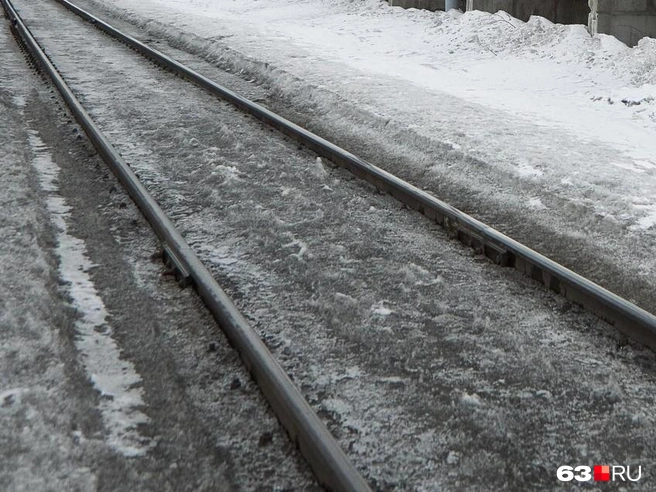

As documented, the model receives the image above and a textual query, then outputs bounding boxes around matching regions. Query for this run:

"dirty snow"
[61,0,656,321]
[29,131,153,458]
[0,24,99,486]
[13,1,656,487]
[2,7,319,488]
[86,0,656,233]
[8,0,656,488]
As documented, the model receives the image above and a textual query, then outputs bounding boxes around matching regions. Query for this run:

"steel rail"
[53,0,656,350]
[0,1,371,490]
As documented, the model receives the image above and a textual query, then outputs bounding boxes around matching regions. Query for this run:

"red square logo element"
[594,465,611,482]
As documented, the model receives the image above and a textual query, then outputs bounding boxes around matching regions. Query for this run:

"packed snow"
[15,0,656,486]
[89,0,656,233]
[28,130,154,458]
[6,0,656,488]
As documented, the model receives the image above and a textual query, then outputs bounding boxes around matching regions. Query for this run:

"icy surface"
[72,0,656,313]
[29,131,153,458]
[1,10,316,489]
[0,19,99,488]
[9,0,656,488]
[88,0,656,229]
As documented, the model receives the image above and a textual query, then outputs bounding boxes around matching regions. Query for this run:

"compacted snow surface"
[2,5,317,490]
[91,0,656,232]
[4,0,656,490]
[29,131,153,458]
[78,0,656,316]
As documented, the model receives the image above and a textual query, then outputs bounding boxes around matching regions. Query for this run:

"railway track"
[4,0,656,489]
[1,0,369,490]
[44,0,656,350]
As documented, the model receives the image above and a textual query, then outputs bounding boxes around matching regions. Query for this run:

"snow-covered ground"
[0,8,317,489]
[73,0,656,316]
[9,0,656,488]
[4,0,656,488]
[88,0,656,232]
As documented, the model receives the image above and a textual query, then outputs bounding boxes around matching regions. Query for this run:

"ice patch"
[12,95,26,108]
[631,207,656,231]
[308,157,328,181]
[378,376,406,385]
[535,389,553,400]
[29,131,153,458]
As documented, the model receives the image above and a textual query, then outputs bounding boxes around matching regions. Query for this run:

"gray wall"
[388,0,442,11]
[469,0,589,24]
[387,0,656,47]
[595,0,656,46]
[388,0,587,23]
[388,0,466,11]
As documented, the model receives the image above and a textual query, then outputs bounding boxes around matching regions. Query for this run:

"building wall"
[388,0,443,11]
[388,0,587,23]
[387,0,656,47]
[594,0,656,46]
[388,0,467,11]
[469,0,589,24]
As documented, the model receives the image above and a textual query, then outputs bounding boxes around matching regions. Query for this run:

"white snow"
[13,2,656,482]
[29,131,154,458]
[284,238,309,260]
[12,95,26,107]
[211,164,243,184]
[308,157,328,180]
[371,300,393,316]
[527,197,547,210]
[445,450,460,465]
[459,392,483,406]
[633,206,656,230]
[91,0,656,233]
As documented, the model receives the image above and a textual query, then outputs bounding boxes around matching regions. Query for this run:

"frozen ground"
[77,0,656,314]
[89,0,656,227]
[8,0,656,489]
[0,10,316,491]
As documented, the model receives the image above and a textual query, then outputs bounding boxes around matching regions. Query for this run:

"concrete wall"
[387,0,656,47]
[387,0,587,23]
[593,0,656,46]
[387,0,466,11]
[469,0,589,24]
[388,0,441,10]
